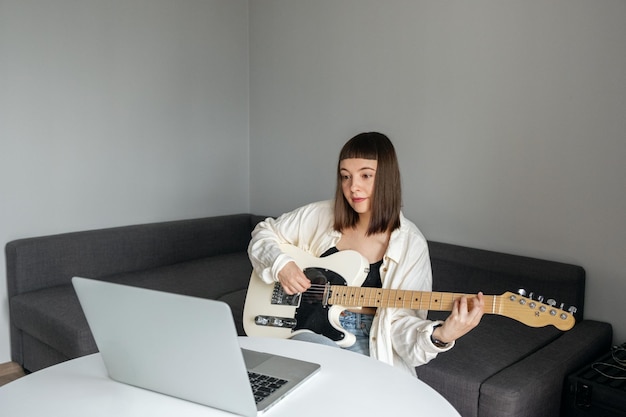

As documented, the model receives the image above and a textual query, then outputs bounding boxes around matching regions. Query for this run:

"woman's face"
[339,158,377,216]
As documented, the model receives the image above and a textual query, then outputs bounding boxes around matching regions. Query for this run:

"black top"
[320,247,383,288]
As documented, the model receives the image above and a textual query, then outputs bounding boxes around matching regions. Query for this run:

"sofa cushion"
[10,252,253,360]
[478,320,612,417]
[102,252,253,299]
[416,314,563,417]
[11,285,98,359]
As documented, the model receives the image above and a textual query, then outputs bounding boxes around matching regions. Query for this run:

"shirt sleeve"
[247,201,336,283]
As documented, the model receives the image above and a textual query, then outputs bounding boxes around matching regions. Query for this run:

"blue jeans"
[339,311,373,356]
[290,311,373,356]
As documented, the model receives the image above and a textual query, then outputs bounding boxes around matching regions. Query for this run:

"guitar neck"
[327,285,496,313]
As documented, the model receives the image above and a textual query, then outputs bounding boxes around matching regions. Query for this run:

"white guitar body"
[243,244,369,347]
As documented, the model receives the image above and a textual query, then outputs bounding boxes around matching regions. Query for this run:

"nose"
[350,177,361,192]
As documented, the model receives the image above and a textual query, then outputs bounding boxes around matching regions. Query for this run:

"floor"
[0,361,26,387]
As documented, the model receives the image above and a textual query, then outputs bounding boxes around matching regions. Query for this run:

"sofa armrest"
[478,320,612,417]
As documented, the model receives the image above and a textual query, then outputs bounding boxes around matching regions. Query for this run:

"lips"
[352,197,366,204]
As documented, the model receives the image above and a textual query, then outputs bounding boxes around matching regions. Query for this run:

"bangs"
[339,133,380,161]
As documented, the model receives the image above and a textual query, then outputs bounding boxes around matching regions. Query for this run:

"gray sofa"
[6,214,612,417]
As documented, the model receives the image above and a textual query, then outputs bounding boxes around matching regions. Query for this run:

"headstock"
[497,290,576,331]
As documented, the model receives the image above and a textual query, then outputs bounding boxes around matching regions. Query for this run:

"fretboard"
[327,285,496,313]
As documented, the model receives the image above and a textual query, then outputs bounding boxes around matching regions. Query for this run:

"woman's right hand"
[277,261,311,295]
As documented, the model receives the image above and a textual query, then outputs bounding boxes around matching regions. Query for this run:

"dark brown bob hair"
[333,132,402,235]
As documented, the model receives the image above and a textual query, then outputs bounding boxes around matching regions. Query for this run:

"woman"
[248,132,484,375]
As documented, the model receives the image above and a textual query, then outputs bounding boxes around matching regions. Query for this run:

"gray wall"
[1,0,624,364]
[0,0,249,362]
[250,0,626,344]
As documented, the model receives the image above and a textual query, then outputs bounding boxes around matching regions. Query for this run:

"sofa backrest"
[427,241,586,320]
[6,214,264,296]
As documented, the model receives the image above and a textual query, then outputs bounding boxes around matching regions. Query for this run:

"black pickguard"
[293,267,347,341]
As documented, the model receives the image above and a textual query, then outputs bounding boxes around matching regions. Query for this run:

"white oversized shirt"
[247,200,453,376]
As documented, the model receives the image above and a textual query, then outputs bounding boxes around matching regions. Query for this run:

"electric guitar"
[243,244,576,347]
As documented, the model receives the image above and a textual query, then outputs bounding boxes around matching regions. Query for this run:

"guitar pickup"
[271,283,301,306]
[254,315,297,329]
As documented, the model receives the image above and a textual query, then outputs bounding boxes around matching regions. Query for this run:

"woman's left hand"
[433,292,485,344]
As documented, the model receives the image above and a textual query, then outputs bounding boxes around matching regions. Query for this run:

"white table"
[0,337,460,416]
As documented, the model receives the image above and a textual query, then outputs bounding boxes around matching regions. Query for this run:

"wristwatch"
[430,324,450,348]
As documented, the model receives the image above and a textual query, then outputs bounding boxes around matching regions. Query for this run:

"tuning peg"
[529,292,534,300]
[537,295,545,303]
[547,299,557,307]
[517,289,527,297]
[568,306,578,315]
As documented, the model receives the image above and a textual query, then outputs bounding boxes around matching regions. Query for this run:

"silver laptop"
[72,277,320,416]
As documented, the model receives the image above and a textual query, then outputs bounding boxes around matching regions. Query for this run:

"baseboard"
[0,361,26,386]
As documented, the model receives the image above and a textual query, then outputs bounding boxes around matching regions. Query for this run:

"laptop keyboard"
[248,371,288,404]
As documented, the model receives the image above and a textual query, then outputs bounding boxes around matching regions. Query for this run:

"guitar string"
[288,284,573,317]
[295,284,470,300]
[296,283,475,297]
[295,285,478,309]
